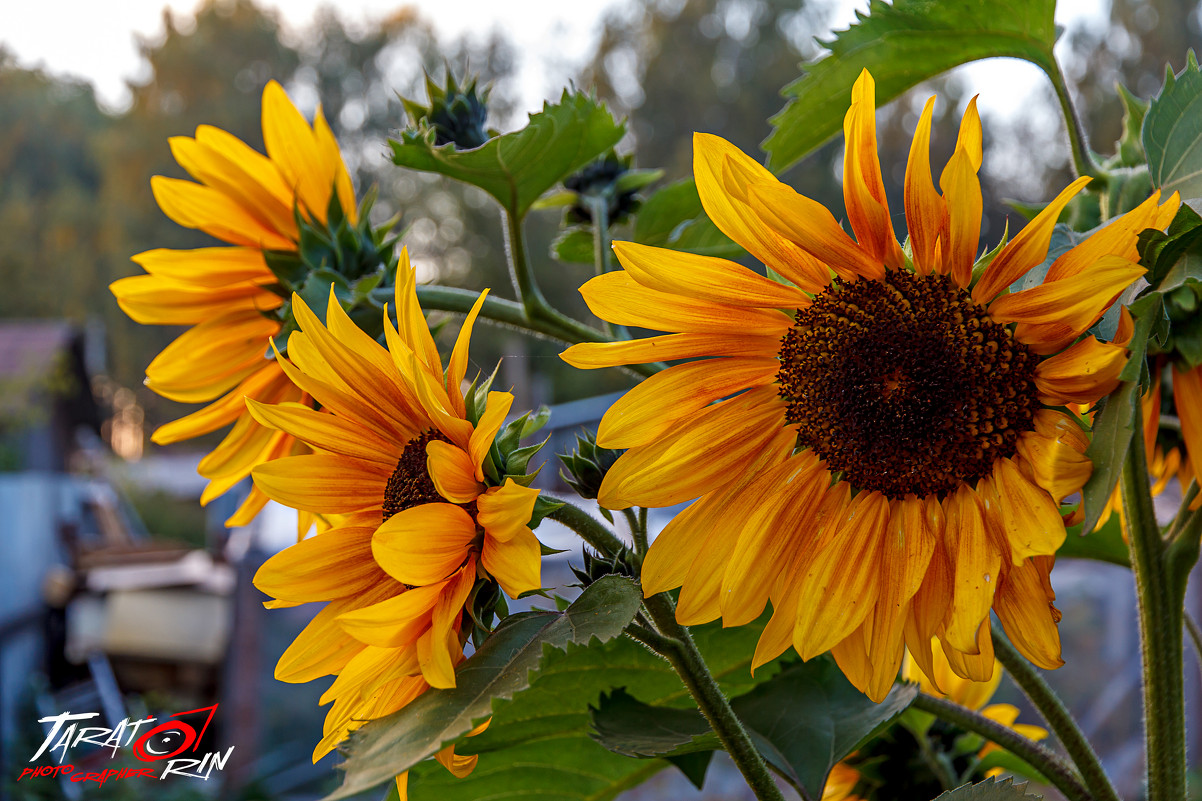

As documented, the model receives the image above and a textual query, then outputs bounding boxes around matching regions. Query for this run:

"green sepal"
[1113,82,1149,168]
[263,249,308,288]
[506,435,551,478]
[969,220,1009,288]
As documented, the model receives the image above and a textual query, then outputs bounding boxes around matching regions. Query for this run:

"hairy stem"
[910,693,1091,801]
[643,593,787,801]
[992,632,1121,801]
[1041,53,1108,187]
[546,501,626,556]
[1121,428,1186,801]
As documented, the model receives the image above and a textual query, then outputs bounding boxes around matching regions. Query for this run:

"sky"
[0,0,1109,119]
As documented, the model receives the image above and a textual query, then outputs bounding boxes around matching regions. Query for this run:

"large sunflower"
[110,79,357,526]
[562,69,1179,701]
[249,251,542,773]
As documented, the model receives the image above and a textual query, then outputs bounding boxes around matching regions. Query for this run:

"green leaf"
[931,776,1043,801]
[764,0,1058,172]
[1143,51,1202,201]
[551,227,596,264]
[402,611,785,801]
[1137,203,1202,290]
[633,178,743,260]
[588,659,917,800]
[664,751,714,790]
[324,576,642,800]
[1113,83,1149,168]
[1080,381,1140,535]
[1119,293,1168,382]
[590,687,719,757]
[728,661,917,797]
[389,90,625,219]
[1057,514,1129,566]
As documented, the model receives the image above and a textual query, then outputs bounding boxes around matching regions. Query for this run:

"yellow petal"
[842,70,904,271]
[151,175,294,250]
[580,270,792,335]
[426,441,483,504]
[562,332,781,369]
[944,484,1001,653]
[152,363,290,444]
[612,240,809,308]
[110,273,283,326]
[469,391,513,481]
[252,453,388,513]
[261,80,331,225]
[336,581,445,649]
[1173,364,1202,491]
[446,288,490,416]
[941,617,996,682]
[972,177,1091,304]
[938,147,982,288]
[274,588,394,682]
[477,479,540,543]
[130,246,272,287]
[418,564,475,688]
[904,96,947,276]
[902,505,952,688]
[254,525,384,603]
[720,451,829,626]
[1045,190,1168,282]
[989,255,1145,353]
[373,503,477,586]
[247,399,398,465]
[692,132,832,291]
[598,386,786,509]
[435,744,479,779]
[793,490,890,660]
[1034,335,1129,405]
[994,555,1064,669]
[393,249,443,375]
[597,357,778,449]
[746,175,884,282]
[642,428,797,597]
[482,524,542,598]
[991,458,1066,564]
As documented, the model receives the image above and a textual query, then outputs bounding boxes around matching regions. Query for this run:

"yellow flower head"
[110,80,357,526]
[249,249,543,763]
[562,69,1180,701]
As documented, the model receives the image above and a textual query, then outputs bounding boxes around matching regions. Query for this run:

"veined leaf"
[589,659,917,800]
[765,0,1058,172]
[390,90,624,219]
[324,576,641,800]
[402,610,784,801]
[1143,51,1202,201]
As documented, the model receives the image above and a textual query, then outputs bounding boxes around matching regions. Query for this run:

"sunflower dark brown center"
[777,269,1039,499]
[382,429,451,521]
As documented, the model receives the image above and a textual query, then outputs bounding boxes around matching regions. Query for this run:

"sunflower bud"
[559,428,621,501]
[570,547,639,588]
[560,151,660,227]
[402,70,492,150]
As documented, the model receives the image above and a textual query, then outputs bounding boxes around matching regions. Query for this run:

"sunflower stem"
[413,285,661,377]
[992,631,1121,801]
[1120,432,1188,801]
[1040,52,1108,187]
[546,501,626,557]
[643,593,787,801]
[587,195,627,341]
[910,693,1091,801]
[502,208,618,345]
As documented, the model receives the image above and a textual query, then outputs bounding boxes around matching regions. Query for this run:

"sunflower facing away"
[110,79,357,526]
[822,643,1047,801]
[562,69,1179,701]
[249,252,543,791]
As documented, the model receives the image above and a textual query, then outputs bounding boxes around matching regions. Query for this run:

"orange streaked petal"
[596,357,778,449]
[1034,335,1128,405]
[562,332,782,369]
[247,399,398,465]
[842,70,904,271]
[254,525,383,603]
[252,453,389,513]
[692,132,832,291]
[938,147,982,288]
[598,386,786,509]
[995,555,1064,670]
[151,175,294,250]
[580,270,792,335]
[612,240,809,308]
[944,484,1001,654]
[1173,364,1202,490]
[904,96,946,276]
[972,177,1091,304]
[337,581,446,649]
[992,457,1067,564]
[130,246,273,287]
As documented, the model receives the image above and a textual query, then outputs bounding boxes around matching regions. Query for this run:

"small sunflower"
[249,251,543,776]
[823,644,1047,801]
[110,79,357,526]
[562,69,1179,701]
